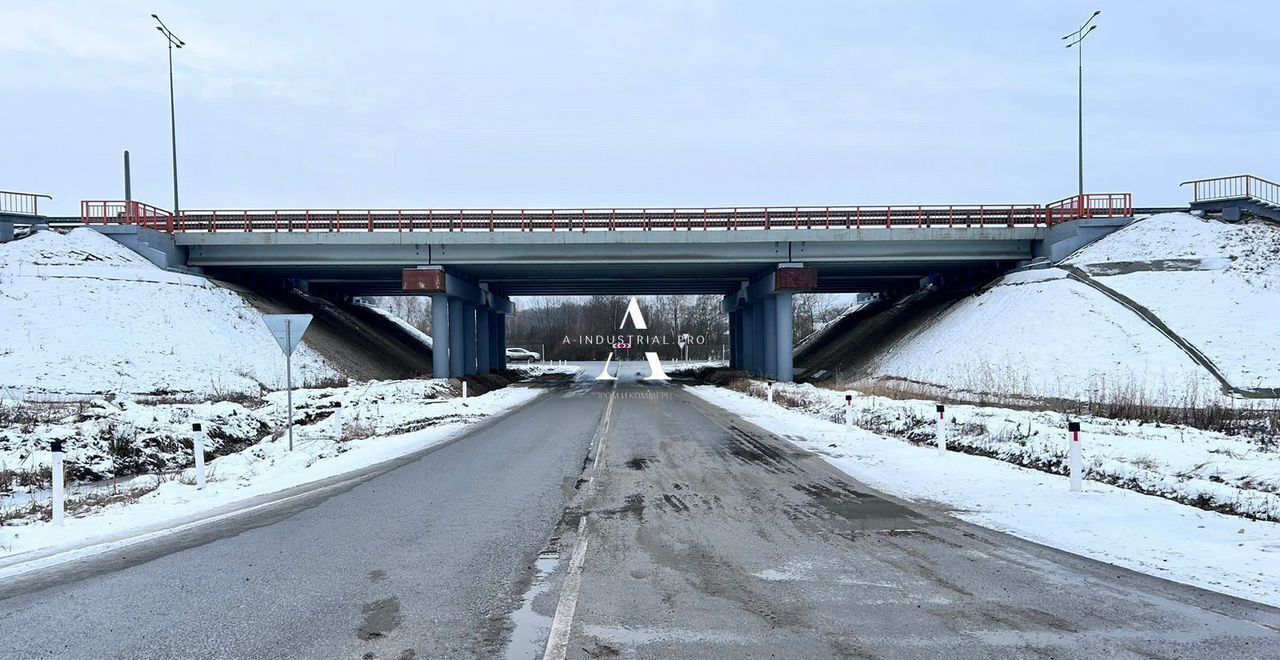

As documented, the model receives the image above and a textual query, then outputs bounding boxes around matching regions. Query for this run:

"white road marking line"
[542,516,590,660]
[541,378,617,658]
[589,379,617,478]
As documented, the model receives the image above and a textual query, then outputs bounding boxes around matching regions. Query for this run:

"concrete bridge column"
[495,313,508,369]
[0,220,13,243]
[431,294,450,379]
[728,309,741,370]
[462,301,478,376]
[753,300,767,377]
[476,307,491,373]
[762,295,778,380]
[740,304,754,374]
[773,292,794,382]
[448,297,466,378]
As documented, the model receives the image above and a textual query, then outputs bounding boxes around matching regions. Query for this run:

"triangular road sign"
[262,314,313,356]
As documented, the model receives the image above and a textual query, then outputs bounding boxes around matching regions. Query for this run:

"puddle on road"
[504,549,563,659]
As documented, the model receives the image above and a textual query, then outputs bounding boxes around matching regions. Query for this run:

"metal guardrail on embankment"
[80,194,1134,233]
[0,190,52,216]
[1182,174,1280,207]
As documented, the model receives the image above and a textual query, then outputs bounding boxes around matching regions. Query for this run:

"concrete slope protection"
[2,368,1276,659]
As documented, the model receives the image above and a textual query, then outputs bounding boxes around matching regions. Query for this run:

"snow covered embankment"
[862,213,1280,406]
[0,228,340,398]
[689,382,1280,607]
[0,371,567,562]
[722,379,1280,521]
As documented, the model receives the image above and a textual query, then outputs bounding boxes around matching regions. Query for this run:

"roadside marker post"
[936,404,946,456]
[191,423,207,490]
[462,380,468,399]
[332,403,344,440]
[262,314,314,452]
[51,440,64,526]
[844,394,853,429]
[766,381,774,405]
[1068,421,1083,492]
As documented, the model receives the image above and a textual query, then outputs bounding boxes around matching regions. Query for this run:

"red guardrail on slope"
[80,194,1133,233]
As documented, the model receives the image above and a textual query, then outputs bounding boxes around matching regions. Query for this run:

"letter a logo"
[596,296,670,381]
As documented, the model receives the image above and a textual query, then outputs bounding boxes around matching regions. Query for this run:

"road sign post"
[844,394,853,429]
[262,314,314,451]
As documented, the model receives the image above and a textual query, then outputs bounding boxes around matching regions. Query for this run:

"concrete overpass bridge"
[70,194,1136,382]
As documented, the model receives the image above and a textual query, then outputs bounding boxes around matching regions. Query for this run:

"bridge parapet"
[81,194,1133,234]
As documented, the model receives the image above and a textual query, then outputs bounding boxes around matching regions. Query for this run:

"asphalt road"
[552,374,1280,658]
[0,377,602,660]
[2,364,1278,660]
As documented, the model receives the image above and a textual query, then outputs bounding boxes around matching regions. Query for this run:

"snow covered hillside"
[861,213,1279,405]
[0,229,340,398]
[1065,213,1280,389]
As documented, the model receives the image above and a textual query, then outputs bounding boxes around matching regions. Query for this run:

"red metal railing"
[1044,193,1133,225]
[80,194,1132,233]
[81,200,175,231]
[1,190,53,216]
[1181,175,1279,207]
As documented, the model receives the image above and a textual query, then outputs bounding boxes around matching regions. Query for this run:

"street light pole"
[152,14,185,215]
[1064,11,1099,201]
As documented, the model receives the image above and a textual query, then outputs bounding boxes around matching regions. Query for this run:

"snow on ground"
[689,383,1280,607]
[1065,213,1280,388]
[0,229,339,398]
[861,213,1280,404]
[865,268,1220,405]
[0,369,572,565]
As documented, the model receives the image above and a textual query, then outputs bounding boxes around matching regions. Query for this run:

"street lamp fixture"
[152,14,185,215]
[1063,11,1100,200]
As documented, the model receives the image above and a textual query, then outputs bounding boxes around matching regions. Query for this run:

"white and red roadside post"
[51,440,64,526]
[1068,421,1083,492]
[462,380,468,400]
[191,423,207,490]
[844,394,853,429]
[332,403,344,440]
[766,381,774,405]
[936,404,946,456]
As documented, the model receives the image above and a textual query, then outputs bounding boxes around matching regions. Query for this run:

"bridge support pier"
[407,267,515,380]
[773,292,794,382]
[753,299,766,377]
[723,265,815,382]
[431,294,450,379]
[728,308,742,370]
[448,298,466,377]
[494,313,508,369]
[462,302,478,376]
[762,295,778,380]
[476,306,491,374]
[0,220,13,243]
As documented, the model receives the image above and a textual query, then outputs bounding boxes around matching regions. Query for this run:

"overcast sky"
[3,1,1277,216]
